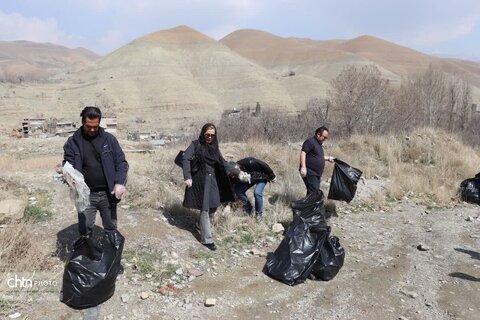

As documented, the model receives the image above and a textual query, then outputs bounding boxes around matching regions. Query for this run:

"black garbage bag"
[61,230,125,309]
[309,233,345,281]
[459,177,480,204]
[266,223,329,286]
[265,190,329,286]
[291,189,328,227]
[328,159,363,203]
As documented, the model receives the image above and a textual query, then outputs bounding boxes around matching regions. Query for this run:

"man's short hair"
[80,106,102,121]
[315,126,328,136]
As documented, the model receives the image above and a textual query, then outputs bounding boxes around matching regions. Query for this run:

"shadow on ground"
[162,203,201,242]
[449,272,480,282]
[448,247,480,282]
[454,248,480,260]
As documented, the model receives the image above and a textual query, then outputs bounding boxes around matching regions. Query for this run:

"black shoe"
[203,243,217,251]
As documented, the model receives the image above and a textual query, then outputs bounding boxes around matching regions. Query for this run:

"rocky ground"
[1,137,479,320]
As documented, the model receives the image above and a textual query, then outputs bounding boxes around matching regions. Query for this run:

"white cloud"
[0,10,85,47]
[0,10,61,43]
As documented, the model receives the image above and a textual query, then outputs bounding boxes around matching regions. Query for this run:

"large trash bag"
[265,190,329,286]
[459,177,480,204]
[328,159,363,203]
[309,233,345,281]
[266,223,329,286]
[61,230,125,309]
[291,189,328,226]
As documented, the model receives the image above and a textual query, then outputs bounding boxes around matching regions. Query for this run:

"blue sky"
[1,0,479,60]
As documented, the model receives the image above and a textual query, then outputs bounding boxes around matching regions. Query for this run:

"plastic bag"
[238,171,251,184]
[328,159,362,203]
[61,230,125,309]
[309,234,345,281]
[63,162,90,212]
[459,177,480,204]
[265,190,328,286]
[266,223,329,286]
[291,189,328,227]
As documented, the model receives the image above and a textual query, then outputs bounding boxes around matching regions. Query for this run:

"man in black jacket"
[233,157,275,218]
[57,106,129,237]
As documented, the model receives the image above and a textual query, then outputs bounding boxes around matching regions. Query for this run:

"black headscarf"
[197,123,221,167]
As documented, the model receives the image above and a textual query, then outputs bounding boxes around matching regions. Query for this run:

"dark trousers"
[302,175,320,196]
[78,191,117,236]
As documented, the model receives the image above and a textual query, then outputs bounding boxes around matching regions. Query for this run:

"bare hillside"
[1,26,479,132]
[220,30,401,83]
[0,26,297,132]
[0,40,99,82]
[221,30,480,91]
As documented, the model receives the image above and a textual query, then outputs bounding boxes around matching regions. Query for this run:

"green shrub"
[23,204,52,222]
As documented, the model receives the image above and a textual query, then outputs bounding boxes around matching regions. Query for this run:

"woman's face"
[204,128,216,144]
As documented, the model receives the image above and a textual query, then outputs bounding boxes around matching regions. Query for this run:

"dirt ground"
[1,138,479,320]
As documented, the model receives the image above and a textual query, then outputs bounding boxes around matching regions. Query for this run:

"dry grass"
[1,127,478,274]
[0,223,53,272]
[330,127,480,205]
[0,155,59,171]
[123,127,480,247]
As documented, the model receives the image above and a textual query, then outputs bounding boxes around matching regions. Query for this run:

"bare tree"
[328,64,391,136]
[457,80,472,130]
[416,65,448,128]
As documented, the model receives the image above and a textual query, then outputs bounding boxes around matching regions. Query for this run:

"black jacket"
[237,157,275,183]
[63,127,129,200]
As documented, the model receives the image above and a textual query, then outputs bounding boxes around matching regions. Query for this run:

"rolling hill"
[0,40,99,81]
[0,26,479,132]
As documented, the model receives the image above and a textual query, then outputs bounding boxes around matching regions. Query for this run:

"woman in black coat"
[182,123,236,250]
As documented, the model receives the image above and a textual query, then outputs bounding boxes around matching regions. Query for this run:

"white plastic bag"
[238,171,251,184]
[63,162,90,212]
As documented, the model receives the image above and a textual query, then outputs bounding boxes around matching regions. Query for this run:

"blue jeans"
[235,180,266,216]
[302,175,320,196]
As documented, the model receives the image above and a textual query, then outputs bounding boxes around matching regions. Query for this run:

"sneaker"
[203,243,217,251]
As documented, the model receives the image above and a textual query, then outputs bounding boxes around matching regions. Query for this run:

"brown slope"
[220,29,400,84]
[221,30,480,94]
[332,35,480,90]
[432,58,480,89]
[328,35,434,74]
[135,25,216,44]
[220,29,351,65]
[0,40,99,81]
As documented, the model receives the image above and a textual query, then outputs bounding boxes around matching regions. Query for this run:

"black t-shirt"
[301,136,325,177]
[81,133,107,191]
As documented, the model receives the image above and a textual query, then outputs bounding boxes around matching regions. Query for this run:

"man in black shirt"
[58,106,129,237]
[299,126,334,195]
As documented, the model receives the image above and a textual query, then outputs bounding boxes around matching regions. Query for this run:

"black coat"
[182,140,236,210]
[237,157,275,183]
